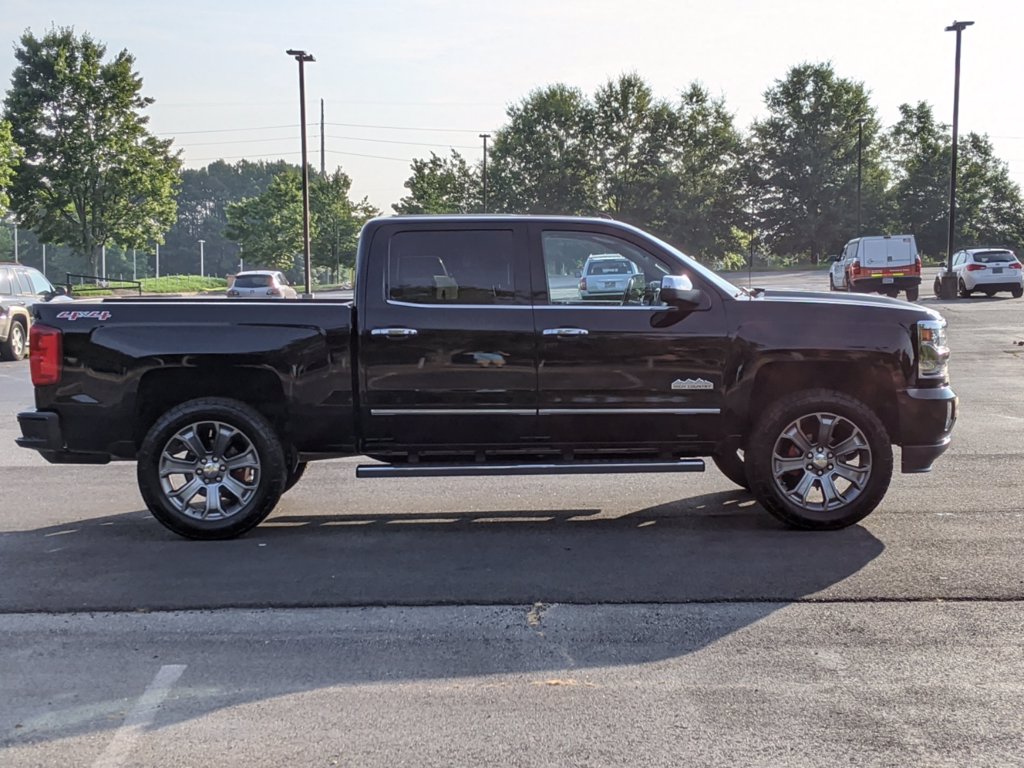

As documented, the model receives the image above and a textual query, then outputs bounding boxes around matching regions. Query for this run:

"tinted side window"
[388,229,516,305]
[14,269,34,295]
[0,268,12,296]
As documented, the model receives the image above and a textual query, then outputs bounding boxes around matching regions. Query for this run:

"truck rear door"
[357,222,537,455]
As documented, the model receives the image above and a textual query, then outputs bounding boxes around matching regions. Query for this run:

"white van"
[831,235,921,301]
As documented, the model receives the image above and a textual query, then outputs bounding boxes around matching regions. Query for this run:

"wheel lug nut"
[828,464,833,470]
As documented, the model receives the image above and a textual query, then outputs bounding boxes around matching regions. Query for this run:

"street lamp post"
[198,239,205,277]
[286,48,316,298]
[856,118,864,235]
[938,20,974,300]
[479,133,490,213]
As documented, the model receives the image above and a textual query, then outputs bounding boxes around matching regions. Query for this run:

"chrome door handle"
[371,327,419,338]
[543,328,589,336]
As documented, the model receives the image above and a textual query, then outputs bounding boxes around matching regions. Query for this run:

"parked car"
[17,215,956,539]
[933,248,1024,298]
[579,254,643,300]
[833,235,922,300]
[0,263,70,361]
[227,271,298,299]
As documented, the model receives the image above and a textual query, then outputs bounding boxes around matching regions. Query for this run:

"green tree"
[488,84,600,214]
[225,170,304,271]
[3,27,181,270]
[885,101,1024,257]
[393,150,480,214]
[312,169,379,269]
[751,62,887,262]
[0,119,19,212]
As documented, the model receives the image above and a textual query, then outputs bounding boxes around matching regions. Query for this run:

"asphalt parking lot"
[1,269,1022,767]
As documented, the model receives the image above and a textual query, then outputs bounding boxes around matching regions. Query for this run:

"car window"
[0,268,12,296]
[25,269,54,295]
[972,251,1014,264]
[387,229,517,305]
[542,231,671,306]
[13,269,35,295]
[234,275,274,288]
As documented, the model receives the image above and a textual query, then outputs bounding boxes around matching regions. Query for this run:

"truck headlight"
[917,319,949,379]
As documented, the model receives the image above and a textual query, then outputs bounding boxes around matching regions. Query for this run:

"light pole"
[286,48,316,298]
[938,20,974,300]
[155,243,160,278]
[198,239,205,277]
[479,133,490,213]
[856,118,864,235]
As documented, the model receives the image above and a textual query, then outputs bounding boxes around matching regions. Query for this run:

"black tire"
[933,276,942,297]
[828,275,836,292]
[746,389,893,530]
[905,286,919,302]
[285,459,307,492]
[983,290,996,298]
[958,279,972,298]
[1013,286,1023,299]
[1,319,27,361]
[137,398,287,540]
[712,443,749,490]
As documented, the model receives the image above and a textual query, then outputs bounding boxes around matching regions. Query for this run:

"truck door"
[531,224,729,452]
[358,223,537,454]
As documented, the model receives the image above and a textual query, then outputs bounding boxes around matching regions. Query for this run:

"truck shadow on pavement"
[1,489,884,749]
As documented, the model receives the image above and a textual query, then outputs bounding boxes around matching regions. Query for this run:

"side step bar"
[356,459,705,479]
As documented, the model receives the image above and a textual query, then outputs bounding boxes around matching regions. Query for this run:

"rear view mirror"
[660,275,703,308]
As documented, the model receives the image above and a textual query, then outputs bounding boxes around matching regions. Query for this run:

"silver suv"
[0,264,68,360]
[578,253,642,300]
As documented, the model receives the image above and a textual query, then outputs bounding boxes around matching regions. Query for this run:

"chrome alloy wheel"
[770,411,871,513]
[158,421,261,520]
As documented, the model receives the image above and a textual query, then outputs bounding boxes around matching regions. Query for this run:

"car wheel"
[712,440,749,490]
[829,275,836,291]
[905,286,919,302]
[137,398,287,539]
[1,320,27,361]
[1013,286,1023,299]
[746,389,893,530]
[958,279,972,298]
[933,276,942,297]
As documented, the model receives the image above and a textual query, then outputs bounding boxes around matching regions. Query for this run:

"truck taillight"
[965,263,987,271]
[30,324,62,386]
[914,256,922,273]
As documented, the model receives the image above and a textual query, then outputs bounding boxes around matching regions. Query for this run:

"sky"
[0,0,1021,213]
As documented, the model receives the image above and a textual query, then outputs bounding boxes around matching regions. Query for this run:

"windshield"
[234,275,274,288]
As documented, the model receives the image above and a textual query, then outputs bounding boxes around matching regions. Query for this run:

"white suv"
[578,254,642,300]
[937,248,1024,298]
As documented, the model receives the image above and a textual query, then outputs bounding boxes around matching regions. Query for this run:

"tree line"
[1,27,1022,283]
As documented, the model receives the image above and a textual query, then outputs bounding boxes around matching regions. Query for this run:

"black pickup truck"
[17,216,956,539]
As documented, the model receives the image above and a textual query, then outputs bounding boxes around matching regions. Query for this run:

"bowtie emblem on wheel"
[671,378,714,391]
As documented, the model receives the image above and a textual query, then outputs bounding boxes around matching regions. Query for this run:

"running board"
[356,459,705,479]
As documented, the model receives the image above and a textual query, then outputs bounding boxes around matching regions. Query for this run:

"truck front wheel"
[137,398,287,539]
[746,389,893,530]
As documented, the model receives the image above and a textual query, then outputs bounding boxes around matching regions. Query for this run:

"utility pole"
[101,245,106,279]
[320,98,326,177]
[42,244,46,277]
[286,49,316,298]
[857,119,864,235]
[155,243,160,279]
[939,20,975,300]
[479,133,490,213]
[132,247,137,281]
[13,223,17,263]
[198,239,205,277]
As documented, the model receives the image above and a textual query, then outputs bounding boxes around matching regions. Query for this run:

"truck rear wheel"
[137,398,287,540]
[905,286,919,302]
[746,389,892,530]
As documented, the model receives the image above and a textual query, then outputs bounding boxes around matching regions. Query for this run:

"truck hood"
[748,288,944,322]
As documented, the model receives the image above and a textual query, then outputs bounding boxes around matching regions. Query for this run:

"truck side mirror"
[660,275,703,309]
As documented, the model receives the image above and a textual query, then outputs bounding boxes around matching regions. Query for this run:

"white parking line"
[92,664,186,768]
